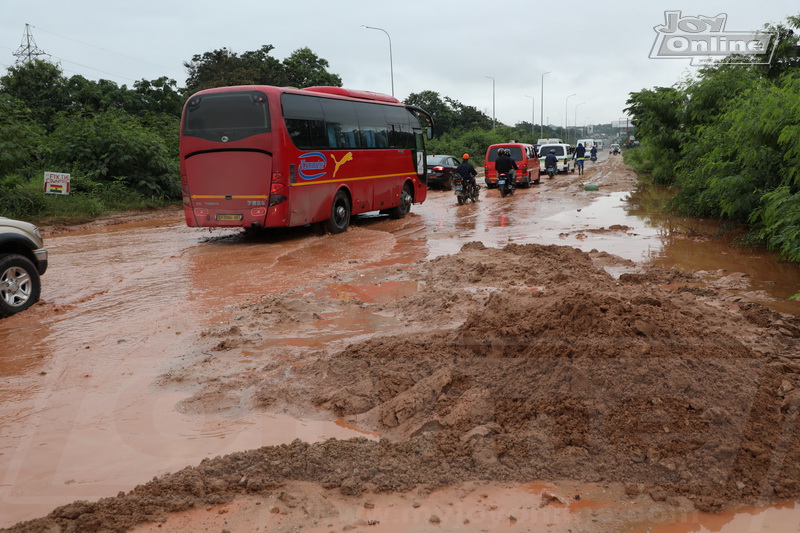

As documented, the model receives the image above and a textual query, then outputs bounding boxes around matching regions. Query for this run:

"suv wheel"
[0,254,41,317]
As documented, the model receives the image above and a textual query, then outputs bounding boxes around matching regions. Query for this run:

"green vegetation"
[0,45,341,224]
[625,14,800,263]
[404,90,563,165]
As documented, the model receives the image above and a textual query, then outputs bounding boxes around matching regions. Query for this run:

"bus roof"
[304,86,400,103]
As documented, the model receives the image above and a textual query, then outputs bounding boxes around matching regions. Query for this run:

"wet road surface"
[1,154,798,528]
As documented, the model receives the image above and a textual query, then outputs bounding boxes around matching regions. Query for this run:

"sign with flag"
[44,172,70,195]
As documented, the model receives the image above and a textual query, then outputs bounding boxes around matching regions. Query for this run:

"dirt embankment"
[7,237,800,533]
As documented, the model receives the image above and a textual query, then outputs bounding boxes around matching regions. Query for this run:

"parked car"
[0,217,48,317]
[484,143,541,188]
[426,154,461,189]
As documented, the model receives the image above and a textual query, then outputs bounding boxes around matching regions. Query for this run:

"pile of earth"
[7,242,800,533]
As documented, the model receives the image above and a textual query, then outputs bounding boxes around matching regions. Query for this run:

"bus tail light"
[251,207,267,216]
[270,183,286,194]
[194,208,209,216]
[269,195,287,206]
[272,171,285,182]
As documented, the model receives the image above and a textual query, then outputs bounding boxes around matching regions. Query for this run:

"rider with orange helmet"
[456,153,478,182]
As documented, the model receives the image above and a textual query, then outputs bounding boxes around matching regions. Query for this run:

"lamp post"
[574,102,585,143]
[524,95,535,137]
[618,116,630,141]
[540,71,551,139]
[361,25,394,97]
[486,76,495,128]
[564,93,576,142]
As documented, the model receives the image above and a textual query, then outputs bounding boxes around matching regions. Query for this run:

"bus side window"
[321,99,360,149]
[281,93,328,149]
[385,106,413,149]
[355,102,390,150]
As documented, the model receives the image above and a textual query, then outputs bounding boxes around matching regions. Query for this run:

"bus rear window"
[184,91,270,141]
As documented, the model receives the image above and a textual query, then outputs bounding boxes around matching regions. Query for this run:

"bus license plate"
[215,214,243,221]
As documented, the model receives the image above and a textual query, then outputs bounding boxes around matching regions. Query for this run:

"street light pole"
[361,25,394,97]
[525,95,535,137]
[574,102,585,142]
[565,93,576,142]
[540,71,551,139]
[486,76,495,128]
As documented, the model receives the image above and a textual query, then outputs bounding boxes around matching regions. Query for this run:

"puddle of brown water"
[320,280,419,303]
[1,219,394,527]
[129,480,626,533]
[3,170,799,530]
[630,500,800,533]
[418,187,799,314]
[622,185,800,313]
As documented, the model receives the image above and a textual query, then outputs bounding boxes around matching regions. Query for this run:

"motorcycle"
[454,174,480,205]
[612,147,620,155]
[590,153,597,162]
[498,172,515,198]
[546,165,557,179]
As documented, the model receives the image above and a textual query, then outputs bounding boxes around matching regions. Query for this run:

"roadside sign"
[44,172,70,195]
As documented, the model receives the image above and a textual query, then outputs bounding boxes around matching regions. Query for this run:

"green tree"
[405,91,455,136]
[282,47,342,88]
[43,109,178,199]
[624,86,685,185]
[184,45,287,94]
[133,77,184,117]
[0,98,44,178]
[444,97,492,131]
[0,59,70,129]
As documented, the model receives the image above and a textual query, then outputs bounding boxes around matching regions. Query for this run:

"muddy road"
[3,154,800,533]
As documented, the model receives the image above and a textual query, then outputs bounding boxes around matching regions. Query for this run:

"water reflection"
[624,185,800,314]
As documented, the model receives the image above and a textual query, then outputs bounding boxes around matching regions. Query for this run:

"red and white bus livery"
[179,85,433,233]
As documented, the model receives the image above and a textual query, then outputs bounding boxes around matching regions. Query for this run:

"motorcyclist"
[494,148,518,185]
[456,153,478,183]
[544,148,559,176]
[573,143,586,176]
[590,145,598,161]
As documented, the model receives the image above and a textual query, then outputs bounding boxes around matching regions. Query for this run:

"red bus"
[179,85,433,233]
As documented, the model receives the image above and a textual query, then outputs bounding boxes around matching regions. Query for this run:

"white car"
[0,217,48,317]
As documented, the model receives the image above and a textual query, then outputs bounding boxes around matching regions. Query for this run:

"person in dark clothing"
[494,148,518,182]
[544,149,559,176]
[590,145,598,161]
[456,153,478,182]
[573,143,586,175]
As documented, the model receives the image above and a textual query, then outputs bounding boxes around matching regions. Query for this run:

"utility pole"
[486,76,496,128]
[14,24,46,63]
[540,71,551,139]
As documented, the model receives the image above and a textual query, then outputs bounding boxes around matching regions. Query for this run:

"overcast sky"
[1,1,796,128]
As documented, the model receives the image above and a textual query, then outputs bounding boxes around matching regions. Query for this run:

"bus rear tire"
[388,183,413,219]
[324,190,351,234]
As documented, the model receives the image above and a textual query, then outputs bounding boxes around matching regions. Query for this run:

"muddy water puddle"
[133,480,794,533]
[422,186,799,313]
[0,218,394,526]
[2,160,799,529]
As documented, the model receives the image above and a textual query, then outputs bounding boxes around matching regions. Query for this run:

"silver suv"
[0,217,48,317]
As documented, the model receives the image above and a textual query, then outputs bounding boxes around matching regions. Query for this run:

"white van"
[538,143,574,174]
[576,139,596,152]
[537,137,564,145]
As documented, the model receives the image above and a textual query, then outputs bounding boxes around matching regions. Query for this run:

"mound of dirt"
[7,242,800,532]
